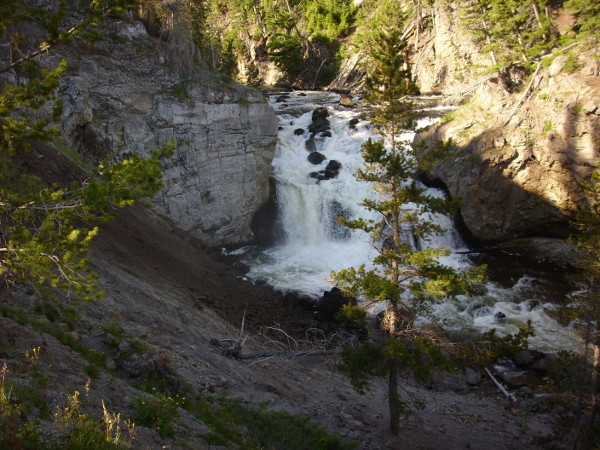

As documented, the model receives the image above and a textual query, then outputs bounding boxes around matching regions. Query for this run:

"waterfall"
[234,91,581,353]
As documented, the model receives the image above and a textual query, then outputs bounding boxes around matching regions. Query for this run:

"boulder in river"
[294,128,305,136]
[314,287,357,322]
[308,152,326,165]
[326,160,342,171]
[309,116,330,135]
[305,138,317,152]
[312,107,329,121]
[339,94,354,107]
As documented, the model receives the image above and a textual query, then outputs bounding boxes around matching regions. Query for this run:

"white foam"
[236,92,582,353]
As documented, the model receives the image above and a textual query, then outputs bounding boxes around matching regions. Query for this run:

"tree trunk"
[482,19,497,66]
[388,358,400,436]
[414,0,421,53]
[531,1,543,29]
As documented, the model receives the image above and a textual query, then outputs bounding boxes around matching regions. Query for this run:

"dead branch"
[485,367,517,402]
[235,348,342,360]
[213,320,359,362]
[502,61,542,127]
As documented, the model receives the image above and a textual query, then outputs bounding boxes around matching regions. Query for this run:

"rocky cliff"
[57,19,278,246]
[409,3,600,244]
[420,45,599,243]
[330,2,598,245]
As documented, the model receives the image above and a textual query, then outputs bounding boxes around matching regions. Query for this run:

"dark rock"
[326,160,342,171]
[349,118,359,127]
[309,172,320,179]
[465,368,482,386]
[312,107,330,121]
[294,128,305,136]
[307,152,326,165]
[298,92,307,97]
[278,126,283,131]
[512,349,546,368]
[324,169,339,179]
[118,352,153,378]
[233,261,250,275]
[314,287,357,322]
[494,311,506,320]
[118,340,132,354]
[305,138,317,152]
[519,386,533,398]
[276,95,289,103]
[527,300,540,310]
[308,116,330,134]
[102,333,116,344]
[251,177,283,246]
[530,356,551,373]
[432,372,469,392]
[497,370,542,389]
[321,131,332,138]
[315,169,340,181]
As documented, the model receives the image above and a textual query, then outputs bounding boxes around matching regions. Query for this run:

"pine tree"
[0,0,173,301]
[331,24,485,436]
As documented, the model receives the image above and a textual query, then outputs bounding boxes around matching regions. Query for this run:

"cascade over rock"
[329,1,598,246]
[58,20,278,246]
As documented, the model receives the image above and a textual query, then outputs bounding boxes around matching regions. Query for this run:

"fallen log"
[230,348,342,360]
[485,368,517,402]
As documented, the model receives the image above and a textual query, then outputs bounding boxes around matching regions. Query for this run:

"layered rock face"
[412,2,491,96]
[420,45,599,243]
[58,21,278,246]
[407,3,599,243]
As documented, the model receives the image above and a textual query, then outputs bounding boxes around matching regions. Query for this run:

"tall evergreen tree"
[331,24,485,436]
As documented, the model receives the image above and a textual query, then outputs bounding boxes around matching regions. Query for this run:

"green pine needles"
[0,0,174,301]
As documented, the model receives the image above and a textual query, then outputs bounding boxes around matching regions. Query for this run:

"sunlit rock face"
[419,48,600,243]
[58,21,278,246]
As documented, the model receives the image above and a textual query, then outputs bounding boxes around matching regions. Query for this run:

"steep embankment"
[1,144,568,449]
[55,17,278,246]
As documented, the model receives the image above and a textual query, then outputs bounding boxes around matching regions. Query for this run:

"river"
[232,91,581,353]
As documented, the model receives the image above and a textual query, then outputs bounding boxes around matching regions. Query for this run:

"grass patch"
[102,320,150,355]
[0,304,107,369]
[170,81,190,100]
[563,51,580,73]
[11,384,52,419]
[185,396,355,449]
[55,390,132,449]
[132,390,183,438]
[52,138,93,171]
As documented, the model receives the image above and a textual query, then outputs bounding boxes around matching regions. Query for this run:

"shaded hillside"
[0,143,575,449]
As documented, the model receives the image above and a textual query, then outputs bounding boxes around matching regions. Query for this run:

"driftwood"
[502,61,542,127]
[485,368,517,402]
[213,312,358,362]
[233,348,342,360]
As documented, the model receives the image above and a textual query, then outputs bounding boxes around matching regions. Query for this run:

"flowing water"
[233,91,581,353]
